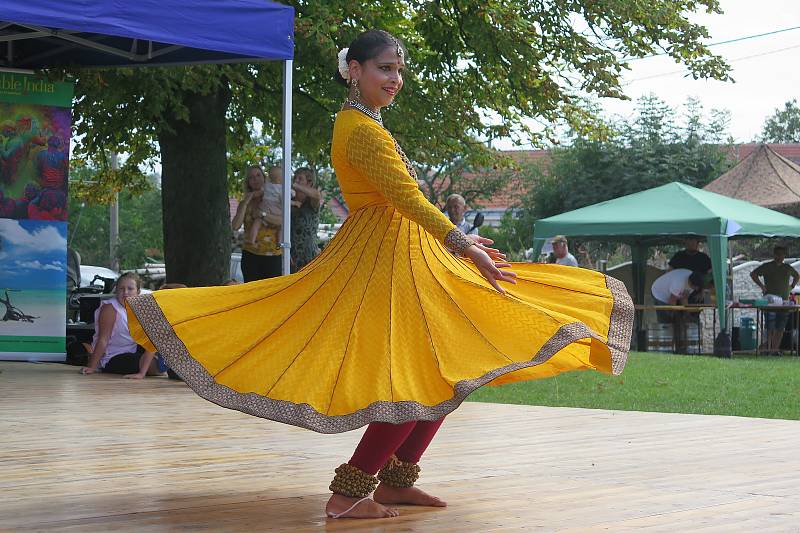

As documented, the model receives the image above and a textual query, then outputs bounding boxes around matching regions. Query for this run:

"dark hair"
[334,30,407,87]
[688,271,706,289]
[774,245,788,254]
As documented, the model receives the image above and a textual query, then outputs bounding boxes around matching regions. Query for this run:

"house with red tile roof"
[451,150,548,227]
[729,143,800,165]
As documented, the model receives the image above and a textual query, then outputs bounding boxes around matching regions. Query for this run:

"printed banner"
[1,74,73,222]
[0,73,72,361]
[0,219,68,360]
[0,73,73,107]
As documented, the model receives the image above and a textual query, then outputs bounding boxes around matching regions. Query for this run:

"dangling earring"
[352,79,361,100]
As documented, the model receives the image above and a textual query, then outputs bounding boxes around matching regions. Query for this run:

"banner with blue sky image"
[0,73,72,361]
[0,219,68,360]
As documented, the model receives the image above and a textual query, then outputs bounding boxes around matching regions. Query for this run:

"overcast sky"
[496,0,800,149]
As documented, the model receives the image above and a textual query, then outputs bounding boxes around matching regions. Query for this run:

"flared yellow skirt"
[127,205,633,433]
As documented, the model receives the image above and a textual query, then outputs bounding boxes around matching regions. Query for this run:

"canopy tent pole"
[631,243,648,351]
[707,234,731,357]
[280,59,293,275]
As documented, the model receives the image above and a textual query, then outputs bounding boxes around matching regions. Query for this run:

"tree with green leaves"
[68,188,164,271]
[493,96,735,257]
[530,96,734,220]
[761,99,800,143]
[67,1,731,285]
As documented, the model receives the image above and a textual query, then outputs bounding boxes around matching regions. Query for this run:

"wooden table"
[634,304,717,313]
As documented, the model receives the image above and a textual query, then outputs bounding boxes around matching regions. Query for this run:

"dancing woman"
[127,30,633,520]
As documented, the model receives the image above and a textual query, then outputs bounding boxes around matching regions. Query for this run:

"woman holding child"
[231,165,283,281]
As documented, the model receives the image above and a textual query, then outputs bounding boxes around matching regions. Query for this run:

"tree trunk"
[158,86,232,286]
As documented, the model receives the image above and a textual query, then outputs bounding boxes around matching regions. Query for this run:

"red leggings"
[348,418,445,475]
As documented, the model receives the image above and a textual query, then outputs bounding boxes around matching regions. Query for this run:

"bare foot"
[123,373,146,379]
[325,494,399,519]
[373,483,447,507]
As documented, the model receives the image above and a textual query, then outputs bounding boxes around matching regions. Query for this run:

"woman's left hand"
[462,238,517,295]
[467,235,507,263]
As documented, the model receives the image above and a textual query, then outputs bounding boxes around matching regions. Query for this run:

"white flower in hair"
[337,48,350,81]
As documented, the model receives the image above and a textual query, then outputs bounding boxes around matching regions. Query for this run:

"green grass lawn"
[467,352,800,420]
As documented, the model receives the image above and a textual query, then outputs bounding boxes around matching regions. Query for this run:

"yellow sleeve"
[346,122,456,242]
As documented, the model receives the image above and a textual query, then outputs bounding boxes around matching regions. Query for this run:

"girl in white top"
[80,272,159,379]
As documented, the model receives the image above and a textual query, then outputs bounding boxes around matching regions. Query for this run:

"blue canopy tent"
[1,0,297,273]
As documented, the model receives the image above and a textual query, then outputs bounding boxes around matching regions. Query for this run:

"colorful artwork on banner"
[0,73,73,361]
[0,102,70,221]
[0,218,68,360]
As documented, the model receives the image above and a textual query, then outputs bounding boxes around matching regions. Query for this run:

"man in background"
[669,237,712,274]
[668,238,712,303]
[551,235,578,267]
[751,245,799,355]
[445,194,479,236]
[651,269,708,353]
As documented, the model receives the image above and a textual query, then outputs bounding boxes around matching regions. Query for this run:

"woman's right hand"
[80,367,97,375]
[463,245,517,295]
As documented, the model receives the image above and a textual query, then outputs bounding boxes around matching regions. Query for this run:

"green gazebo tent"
[531,182,800,356]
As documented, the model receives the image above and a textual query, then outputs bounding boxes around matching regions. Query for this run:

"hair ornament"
[337,48,350,81]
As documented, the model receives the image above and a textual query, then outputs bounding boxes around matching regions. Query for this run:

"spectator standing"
[669,238,712,273]
[290,167,322,272]
[231,165,283,281]
[444,194,478,235]
[750,246,800,355]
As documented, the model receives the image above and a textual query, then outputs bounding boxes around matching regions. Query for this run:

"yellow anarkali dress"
[127,109,634,434]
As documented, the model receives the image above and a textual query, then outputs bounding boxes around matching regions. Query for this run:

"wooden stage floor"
[2,361,799,532]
